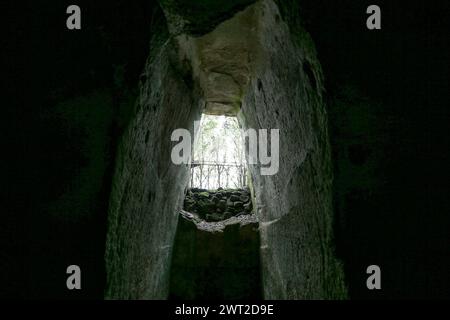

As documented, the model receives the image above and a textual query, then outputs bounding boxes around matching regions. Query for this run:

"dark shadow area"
[169,187,261,300]
[293,0,450,298]
[169,216,262,300]
[8,0,449,299]
[21,0,160,299]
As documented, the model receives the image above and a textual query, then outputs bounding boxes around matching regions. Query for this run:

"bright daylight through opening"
[191,114,246,189]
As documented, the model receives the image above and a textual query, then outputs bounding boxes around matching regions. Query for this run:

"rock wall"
[105,0,346,299]
[238,0,346,299]
[23,0,450,300]
[104,39,203,299]
[296,1,450,298]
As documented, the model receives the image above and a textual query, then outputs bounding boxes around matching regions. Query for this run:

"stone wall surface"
[23,0,450,300]
[104,40,203,299]
[238,0,347,299]
[105,0,346,299]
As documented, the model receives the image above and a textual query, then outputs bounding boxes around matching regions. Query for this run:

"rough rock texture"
[105,0,346,300]
[169,214,261,300]
[183,187,253,221]
[160,0,256,36]
[104,39,203,299]
[237,0,347,299]
[180,209,258,233]
[164,0,346,299]
[173,3,261,116]
[23,0,450,300]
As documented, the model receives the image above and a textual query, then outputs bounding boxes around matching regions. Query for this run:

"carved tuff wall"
[105,0,346,299]
[238,0,346,299]
[25,0,450,300]
[104,41,203,299]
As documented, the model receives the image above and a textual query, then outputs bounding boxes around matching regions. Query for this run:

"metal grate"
[190,161,247,189]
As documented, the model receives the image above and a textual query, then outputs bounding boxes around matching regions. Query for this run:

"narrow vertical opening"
[191,114,247,190]
[169,113,262,300]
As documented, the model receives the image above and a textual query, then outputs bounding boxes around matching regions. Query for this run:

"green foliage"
[194,115,242,164]
[198,191,210,198]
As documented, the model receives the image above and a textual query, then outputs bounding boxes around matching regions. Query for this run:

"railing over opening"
[190,161,247,189]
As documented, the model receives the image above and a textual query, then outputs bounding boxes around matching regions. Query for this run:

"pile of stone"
[183,187,253,222]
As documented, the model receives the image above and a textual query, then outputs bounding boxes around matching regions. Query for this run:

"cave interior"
[13,0,450,299]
